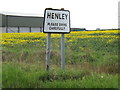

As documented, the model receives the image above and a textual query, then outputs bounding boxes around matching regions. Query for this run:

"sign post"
[61,34,65,70]
[46,33,51,72]
[43,8,70,71]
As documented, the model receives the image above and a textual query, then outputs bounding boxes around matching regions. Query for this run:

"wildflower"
[101,76,104,78]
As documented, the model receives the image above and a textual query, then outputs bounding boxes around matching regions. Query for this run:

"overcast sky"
[0,0,119,30]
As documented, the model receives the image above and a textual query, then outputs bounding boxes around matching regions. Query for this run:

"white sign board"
[43,9,70,33]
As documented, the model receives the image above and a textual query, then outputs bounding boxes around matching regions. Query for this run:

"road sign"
[43,8,70,33]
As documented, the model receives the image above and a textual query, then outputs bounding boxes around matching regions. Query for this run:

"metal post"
[18,26,20,33]
[6,27,8,33]
[61,34,65,70]
[46,33,51,72]
[61,8,65,70]
[29,27,31,32]
[40,27,41,32]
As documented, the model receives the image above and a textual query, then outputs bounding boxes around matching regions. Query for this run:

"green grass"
[2,62,118,88]
[2,37,118,65]
[0,62,2,88]
[2,31,119,88]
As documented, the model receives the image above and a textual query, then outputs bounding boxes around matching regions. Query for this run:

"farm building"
[118,1,120,29]
[0,13,44,33]
[71,28,86,31]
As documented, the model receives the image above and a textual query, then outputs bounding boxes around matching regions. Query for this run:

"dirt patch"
[95,63,119,74]
[66,63,118,75]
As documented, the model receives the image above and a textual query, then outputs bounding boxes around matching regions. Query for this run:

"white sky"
[0,0,119,30]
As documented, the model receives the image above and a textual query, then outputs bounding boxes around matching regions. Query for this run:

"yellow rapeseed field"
[0,30,119,46]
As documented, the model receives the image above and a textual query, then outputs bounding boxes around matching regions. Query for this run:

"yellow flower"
[1,30,119,46]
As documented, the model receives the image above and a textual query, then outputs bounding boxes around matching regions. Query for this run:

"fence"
[1,27,43,33]
[1,27,88,33]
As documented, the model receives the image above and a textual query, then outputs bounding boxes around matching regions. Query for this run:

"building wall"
[6,27,43,33]
[0,14,7,33]
[0,14,7,27]
[0,14,44,27]
[0,14,44,33]
[7,15,44,27]
[0,14,2,27]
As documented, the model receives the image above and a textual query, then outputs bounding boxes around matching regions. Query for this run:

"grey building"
[0,14,44,33]
[118,1,120,29]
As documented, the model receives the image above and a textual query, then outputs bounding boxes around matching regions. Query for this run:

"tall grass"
[2,62,118,88]
[1,30,119,88]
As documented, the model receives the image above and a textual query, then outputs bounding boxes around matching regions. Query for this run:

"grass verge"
[2,62,118,88]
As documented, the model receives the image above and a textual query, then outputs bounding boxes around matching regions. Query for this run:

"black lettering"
[49,27,51,30]
[52,13,54,19]
[47,13,68,20]
[62,14,65,19]
[47,23,50,26]
[50,23,58,26]
[49,26,65,30]
[59,23,67,26]
[55,13,59,19]
[59,14,61,19]
[47,13,51,18]
[65,14,68,19]
[51,23,53,26]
